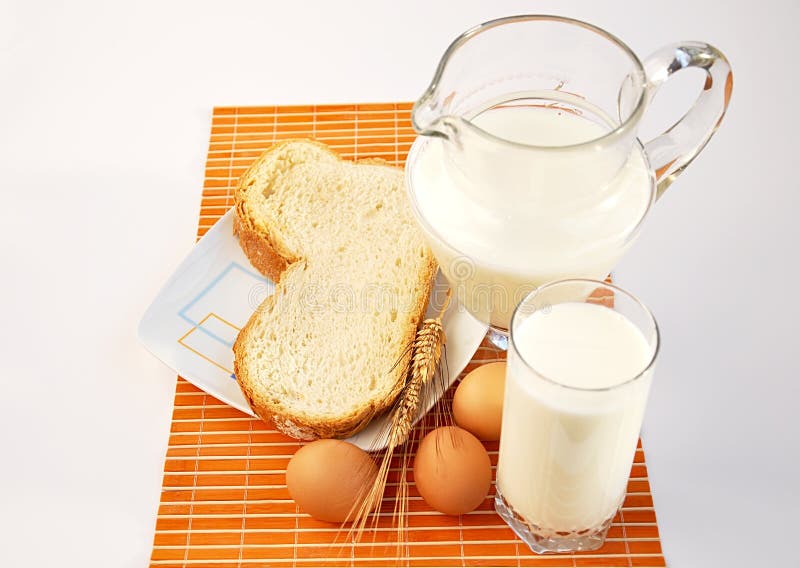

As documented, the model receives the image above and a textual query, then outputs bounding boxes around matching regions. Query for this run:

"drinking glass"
[494,279,659,553]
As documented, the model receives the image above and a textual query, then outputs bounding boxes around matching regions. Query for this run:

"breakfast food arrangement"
[231,138,497,525]
[141,13,732,565]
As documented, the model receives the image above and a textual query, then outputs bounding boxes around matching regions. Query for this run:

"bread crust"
[232,212,289,283]
[232,139,438,440]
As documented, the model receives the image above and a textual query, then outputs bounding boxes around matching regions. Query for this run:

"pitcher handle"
[641,42,733,200]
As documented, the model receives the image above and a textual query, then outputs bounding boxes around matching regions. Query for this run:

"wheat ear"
[346,289,451,544]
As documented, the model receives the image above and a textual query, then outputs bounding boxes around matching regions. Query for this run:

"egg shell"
[413,426,492,516]
[285,439,378,523]
[453,361,506,441]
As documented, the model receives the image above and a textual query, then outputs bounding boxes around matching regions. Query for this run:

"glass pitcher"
[405,15,732,346]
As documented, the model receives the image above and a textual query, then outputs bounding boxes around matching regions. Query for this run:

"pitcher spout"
[411,90,453,139]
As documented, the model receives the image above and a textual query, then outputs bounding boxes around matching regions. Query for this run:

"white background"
[1,1,798,566]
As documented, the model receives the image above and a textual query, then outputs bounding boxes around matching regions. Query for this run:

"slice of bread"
[233,140,437,440]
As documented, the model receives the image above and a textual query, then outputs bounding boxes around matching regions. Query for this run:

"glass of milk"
[494,279,659,553]
[406,15,731,347]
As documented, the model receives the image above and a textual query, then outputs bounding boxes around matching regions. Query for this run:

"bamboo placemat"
[150,103,665,567]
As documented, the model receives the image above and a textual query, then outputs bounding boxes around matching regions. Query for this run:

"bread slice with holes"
[232,139,437,440]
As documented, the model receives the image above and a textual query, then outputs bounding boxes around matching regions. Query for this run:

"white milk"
[497,301,654,534]
[409,105,653,329]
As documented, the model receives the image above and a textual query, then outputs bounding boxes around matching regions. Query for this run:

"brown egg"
[413,426,492,516]
[453,362,506,441]
[286,439,378,523]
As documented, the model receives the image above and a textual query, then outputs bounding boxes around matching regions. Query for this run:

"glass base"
[494,488,612,554]
[486,327,509,350]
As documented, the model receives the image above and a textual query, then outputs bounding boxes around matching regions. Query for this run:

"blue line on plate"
[177,261,270,347]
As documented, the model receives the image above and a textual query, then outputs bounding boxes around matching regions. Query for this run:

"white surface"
[0,0,797,566]
[137,209,486,449]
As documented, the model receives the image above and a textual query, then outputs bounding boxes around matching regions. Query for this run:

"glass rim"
[412,14,649,151]
[509,278,660,393]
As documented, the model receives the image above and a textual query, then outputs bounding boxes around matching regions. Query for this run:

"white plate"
[138,209,487,450]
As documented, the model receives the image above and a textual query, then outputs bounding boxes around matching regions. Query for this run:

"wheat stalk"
[388,319,444,448]
[345,289,451,547]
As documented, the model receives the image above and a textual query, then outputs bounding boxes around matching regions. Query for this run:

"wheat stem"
[346,289,451,546]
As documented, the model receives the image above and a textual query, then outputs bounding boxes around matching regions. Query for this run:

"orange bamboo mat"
[151,103,665,567]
